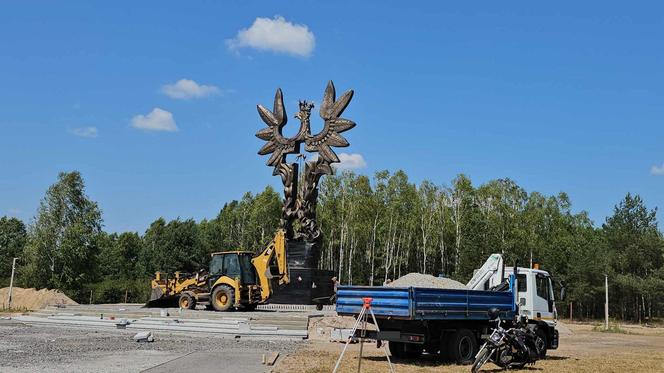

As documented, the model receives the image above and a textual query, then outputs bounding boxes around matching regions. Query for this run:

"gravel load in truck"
[386,273,468,289]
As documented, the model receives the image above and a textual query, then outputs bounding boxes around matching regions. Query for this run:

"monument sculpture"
[255,81,355,303]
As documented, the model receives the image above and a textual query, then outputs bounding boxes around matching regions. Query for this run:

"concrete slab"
[142,350,269,373]
[1,350,175,373]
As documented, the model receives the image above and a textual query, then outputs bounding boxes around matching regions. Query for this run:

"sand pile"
[0,287,77,310]
[387,273,467,289]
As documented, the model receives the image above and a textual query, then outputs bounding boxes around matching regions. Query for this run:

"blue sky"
[1,2,662,233]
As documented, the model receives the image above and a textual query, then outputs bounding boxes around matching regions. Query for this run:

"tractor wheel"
[211,285,235,312]
[178,293,196,310]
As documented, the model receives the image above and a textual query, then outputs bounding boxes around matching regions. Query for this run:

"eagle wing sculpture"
[256,81,355,169]
[255,81,356,242]
[305,81,356,165]
[255,88,305,167]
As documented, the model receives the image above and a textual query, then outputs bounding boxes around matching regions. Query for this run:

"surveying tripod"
[332,297,395,373]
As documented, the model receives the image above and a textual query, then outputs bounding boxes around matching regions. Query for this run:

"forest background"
[1,170,663,322]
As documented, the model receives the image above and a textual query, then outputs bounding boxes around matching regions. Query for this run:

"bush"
[73,278,151,304]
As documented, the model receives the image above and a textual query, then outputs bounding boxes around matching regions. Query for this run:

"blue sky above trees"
[0,1,662,233]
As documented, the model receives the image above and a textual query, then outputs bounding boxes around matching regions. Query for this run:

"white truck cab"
[467,254,560,354]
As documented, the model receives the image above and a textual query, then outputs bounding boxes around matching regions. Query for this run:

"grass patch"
[593,323,628,334]
[0,306,29,314]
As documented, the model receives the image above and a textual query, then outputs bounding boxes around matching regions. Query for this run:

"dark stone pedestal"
[268,240,335,305]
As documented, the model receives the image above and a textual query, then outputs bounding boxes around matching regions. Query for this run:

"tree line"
[1,170,663,322]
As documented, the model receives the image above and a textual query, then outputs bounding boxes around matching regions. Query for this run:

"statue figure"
[255,81,355,242]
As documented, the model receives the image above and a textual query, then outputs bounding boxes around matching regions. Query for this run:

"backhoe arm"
[252,229,290,301]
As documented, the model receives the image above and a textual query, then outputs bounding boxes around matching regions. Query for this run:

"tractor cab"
[208,251,258,286]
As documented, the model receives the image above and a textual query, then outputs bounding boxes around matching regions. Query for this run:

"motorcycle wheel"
[471,345,492,373]
[496,348,523,369]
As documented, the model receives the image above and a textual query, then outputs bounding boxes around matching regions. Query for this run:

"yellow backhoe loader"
[147,230,290,311]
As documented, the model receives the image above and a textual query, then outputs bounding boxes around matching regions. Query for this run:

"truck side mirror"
[560,287,566,301]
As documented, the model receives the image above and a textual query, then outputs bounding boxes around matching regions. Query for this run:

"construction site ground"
[2,304,663,373]
[277,322,664,373]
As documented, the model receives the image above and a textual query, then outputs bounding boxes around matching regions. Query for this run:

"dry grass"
[276,323,664,373]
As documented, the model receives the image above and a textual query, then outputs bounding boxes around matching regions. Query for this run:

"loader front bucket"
[149,286,164,303]
[144,286,176,308]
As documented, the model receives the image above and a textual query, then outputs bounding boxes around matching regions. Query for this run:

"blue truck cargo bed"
[336,285,516,321]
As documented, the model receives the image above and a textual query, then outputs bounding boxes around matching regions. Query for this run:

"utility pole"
[605,274,609,331]
[529,250,533,269]
[7,257,18,310]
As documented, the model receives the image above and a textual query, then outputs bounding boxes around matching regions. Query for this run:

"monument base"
[267,239,334,305]
[269,268,335,305]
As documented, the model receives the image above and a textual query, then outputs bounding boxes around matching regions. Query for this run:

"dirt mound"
[308,315,374,341]
[0,287,77,310]
[386,273,467,289]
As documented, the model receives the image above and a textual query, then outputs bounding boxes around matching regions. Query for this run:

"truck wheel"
[211,285,234,312]
[535,328,548,358]
[447,329,478,365]
[178,293,196,310]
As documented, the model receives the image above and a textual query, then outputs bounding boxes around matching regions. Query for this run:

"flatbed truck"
[335,254,560,364]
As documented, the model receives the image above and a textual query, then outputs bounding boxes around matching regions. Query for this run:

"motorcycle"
[471,308,543,373]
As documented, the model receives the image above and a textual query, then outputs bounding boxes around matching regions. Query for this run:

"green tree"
[603,193,664,321]
[0,216,27,280]
[98,232,143,279]
[22,171,103,290]
[142,217,203,274]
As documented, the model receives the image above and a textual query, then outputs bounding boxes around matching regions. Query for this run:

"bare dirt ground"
[276,322,664,373]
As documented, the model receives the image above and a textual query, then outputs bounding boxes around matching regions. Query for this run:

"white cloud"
[226,16,315,57]
[336,153,367,170]
[161,79,220,99]
[69,126,98,138]
[131,108,178,132]
[651,163,664,175]
[310,152,367,170]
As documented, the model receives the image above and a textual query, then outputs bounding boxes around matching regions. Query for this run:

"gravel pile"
[386,273,467,289]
